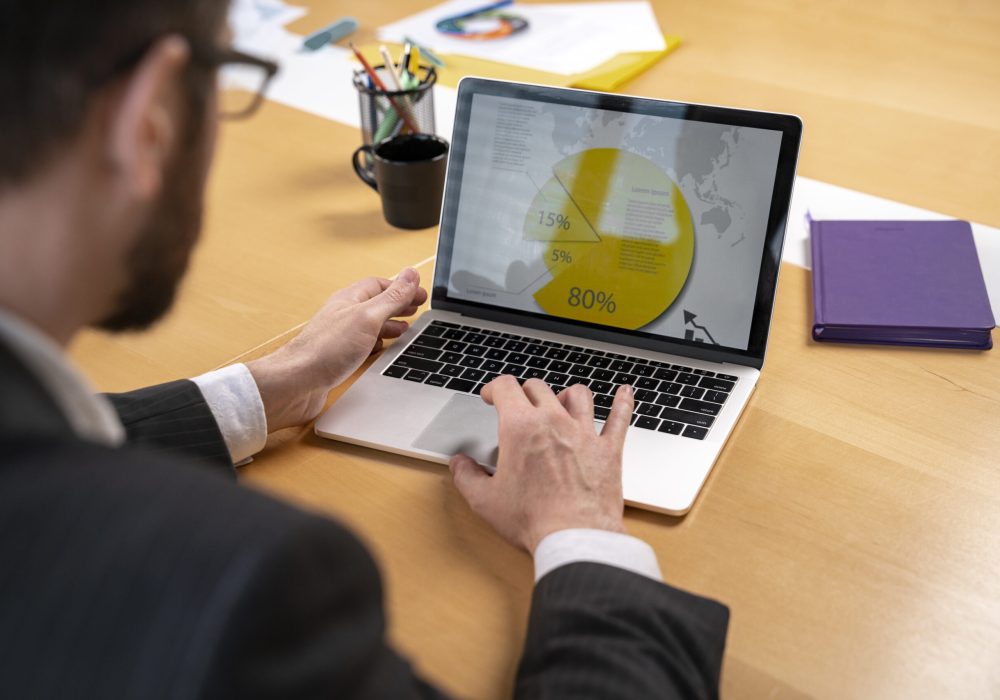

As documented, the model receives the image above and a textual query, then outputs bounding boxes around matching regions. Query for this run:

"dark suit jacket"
[0,339,729,698]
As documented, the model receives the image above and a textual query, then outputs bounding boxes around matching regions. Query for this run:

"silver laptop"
[316,78,802,515]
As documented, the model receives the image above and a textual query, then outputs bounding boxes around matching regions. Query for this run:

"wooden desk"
[70,1,1000,697]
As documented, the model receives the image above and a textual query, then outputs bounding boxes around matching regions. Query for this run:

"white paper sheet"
[377,0,666,76]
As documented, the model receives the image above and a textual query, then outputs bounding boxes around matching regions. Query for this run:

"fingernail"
[624,384,634,397]
[398,267,417,284]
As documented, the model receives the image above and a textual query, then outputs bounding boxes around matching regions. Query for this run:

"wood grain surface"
[70,1,1000,697]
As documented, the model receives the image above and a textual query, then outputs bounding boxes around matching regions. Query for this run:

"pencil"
[349,43,419,134]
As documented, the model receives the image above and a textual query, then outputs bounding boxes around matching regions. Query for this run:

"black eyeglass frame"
[94,37,280,120]
[191,44,279,120]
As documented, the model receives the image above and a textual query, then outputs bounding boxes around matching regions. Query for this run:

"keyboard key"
[682,425,708,440]
[541,340,562,347]
[481,359,505,373]
[459,356,483,368]
[440,351,463,364]
[527,356,551,369]
[591,369,615,382]
[635,389,658,403]
[383,365,407,378]
[481,373,500,384]
[593,393,614,408]
[679,398,722,416]
[423,324,447,337]
[464,333,486,345]
[609,360,633,373]
[672,364,694,373]
[461,368,485,381]
[716,374,738,382]
[590,381,613,394]
[444,340,467,353]
[658,408,715,429]
[523,368,548,380]
[653,368,678,382]
[566,376,590,387]
[699,377,736,392]
[635,377,659,391]
[445,378,476,393]
[441,364,464,377]
[463,345,487,357]
[569,364,593,377]
[424,373,449,387]
[655,393,681,408]
[502,364,526,377]
[693,368,715,376]
[485,348,508,361]
[550,385,566,394]
[548,360,571,373]
[679,386,705,399]
[413,335,446,349]
[703,390,729,404]
[614,373,638,386]
[393,356,443,374]
[567,352,590,364]
[472,383,485,395]
[404,369,428,382]
[635,416,660,431]
[632,364,654,377]
[507,352,530,364]
[546,372,569,385]
[545,348,569,360]
[524,344,547,356]
[442,329,465,340]
[594,407,610,421]
[658,420,683,435]
[504,340,526,351]
[658,381,681,395]
[483,336,506,348]
[676,372,700,385]
[435,321,460,328]
[403,345,443,361]
[636,403,661,417]
[587,355,612,368]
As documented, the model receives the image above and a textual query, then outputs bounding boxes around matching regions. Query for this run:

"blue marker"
[300,17,358,52]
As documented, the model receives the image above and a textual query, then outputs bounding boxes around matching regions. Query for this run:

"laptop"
[316,78,802,515]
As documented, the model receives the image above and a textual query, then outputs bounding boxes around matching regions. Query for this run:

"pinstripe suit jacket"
[0,340,728,699]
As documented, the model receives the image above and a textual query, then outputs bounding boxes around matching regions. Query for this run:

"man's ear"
[106,35,191,200]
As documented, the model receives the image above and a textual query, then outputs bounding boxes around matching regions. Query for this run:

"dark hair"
[0,0,230,186]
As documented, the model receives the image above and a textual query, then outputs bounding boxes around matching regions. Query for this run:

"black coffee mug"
[352,134,449,230]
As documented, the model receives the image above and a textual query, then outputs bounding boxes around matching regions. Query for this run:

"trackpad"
[412,394,499,470]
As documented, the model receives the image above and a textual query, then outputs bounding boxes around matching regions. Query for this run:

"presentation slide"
[447,93,783,350]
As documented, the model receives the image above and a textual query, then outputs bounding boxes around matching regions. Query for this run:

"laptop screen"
[434,79,802,366]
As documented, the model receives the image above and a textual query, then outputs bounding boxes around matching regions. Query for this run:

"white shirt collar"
[0,308,125,446]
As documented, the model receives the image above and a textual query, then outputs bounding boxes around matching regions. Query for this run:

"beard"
[94,102,209,332]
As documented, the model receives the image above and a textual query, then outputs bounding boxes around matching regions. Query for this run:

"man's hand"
[449,377,634,553]
[246,267,427,432]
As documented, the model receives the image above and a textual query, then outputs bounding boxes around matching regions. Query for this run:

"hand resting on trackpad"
[412,394,499,471]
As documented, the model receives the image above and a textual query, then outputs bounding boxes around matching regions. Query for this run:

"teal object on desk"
[300,17,358,52]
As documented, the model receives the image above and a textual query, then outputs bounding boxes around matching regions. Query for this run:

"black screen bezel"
[432,78,802,370]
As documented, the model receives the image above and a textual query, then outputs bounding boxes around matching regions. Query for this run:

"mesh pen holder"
[353,65,437,149]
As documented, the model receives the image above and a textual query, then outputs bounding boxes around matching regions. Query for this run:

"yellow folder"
[359,35,681,93]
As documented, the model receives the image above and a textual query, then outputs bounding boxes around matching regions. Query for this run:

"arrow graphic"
[683,310,719,345]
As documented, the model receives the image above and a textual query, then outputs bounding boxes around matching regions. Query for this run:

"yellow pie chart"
[524,148,694,330]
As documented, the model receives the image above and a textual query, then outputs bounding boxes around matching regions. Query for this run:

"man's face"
[95,67,217,332]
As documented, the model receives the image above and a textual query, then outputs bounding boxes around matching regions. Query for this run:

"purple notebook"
[810,219,994,349]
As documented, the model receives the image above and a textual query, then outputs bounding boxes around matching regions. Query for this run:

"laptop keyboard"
[381,321,738,440]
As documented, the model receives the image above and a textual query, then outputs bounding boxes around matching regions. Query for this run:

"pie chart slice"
[524,148,694,330]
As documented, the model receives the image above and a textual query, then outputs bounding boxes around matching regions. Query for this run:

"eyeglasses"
[191,45,279,120]
[96,38,279,121]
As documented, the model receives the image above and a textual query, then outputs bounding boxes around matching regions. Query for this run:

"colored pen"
[446,0,513,22]
[379,45,404,90]
[300,17,358,52]
[349,44,419,133]
[401,42,413,79]
[408,46,421,77]
[403,35,445,67]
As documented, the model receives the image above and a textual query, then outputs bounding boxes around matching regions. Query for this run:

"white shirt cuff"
[191,363,267,466]
[533,529,663,583]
